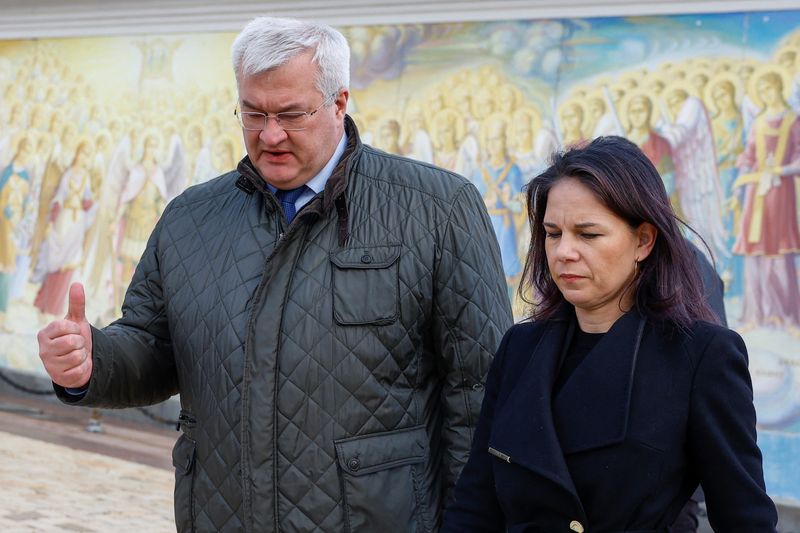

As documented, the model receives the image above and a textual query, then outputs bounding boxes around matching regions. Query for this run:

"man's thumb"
[66,282,87,323]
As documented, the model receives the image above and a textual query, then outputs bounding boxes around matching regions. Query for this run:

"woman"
[443,136,777,532]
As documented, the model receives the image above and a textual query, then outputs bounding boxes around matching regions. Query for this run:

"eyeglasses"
[234,93,336,132]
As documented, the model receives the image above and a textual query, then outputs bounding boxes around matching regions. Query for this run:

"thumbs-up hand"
[37,282,94,389]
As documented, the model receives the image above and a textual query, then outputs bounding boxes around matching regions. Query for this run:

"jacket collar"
[552,310,646,453]
[490,309,646,508]
[234,115,363,246]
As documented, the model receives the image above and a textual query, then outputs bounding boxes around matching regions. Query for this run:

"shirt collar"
[266,130,348,195]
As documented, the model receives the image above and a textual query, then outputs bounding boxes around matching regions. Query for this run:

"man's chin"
[256,164,293,182]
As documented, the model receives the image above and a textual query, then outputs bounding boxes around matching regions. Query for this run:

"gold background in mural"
[1,11,800,499]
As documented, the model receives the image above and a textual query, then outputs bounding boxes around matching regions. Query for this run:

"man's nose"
[259,117,288,144]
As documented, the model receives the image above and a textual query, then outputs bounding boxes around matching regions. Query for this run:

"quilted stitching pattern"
[162,185,273,531]
[93,135,512,532]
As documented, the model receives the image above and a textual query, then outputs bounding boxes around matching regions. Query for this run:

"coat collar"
[234,115,363,246]
[490,309,646,507]
[553,310,646,454]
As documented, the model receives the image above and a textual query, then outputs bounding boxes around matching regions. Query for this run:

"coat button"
[569,520,584,533]
[347,458,360,471]
[360,254,372,264]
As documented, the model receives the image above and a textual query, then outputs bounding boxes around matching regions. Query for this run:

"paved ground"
[0,392,177,532]
[1,391,798,533]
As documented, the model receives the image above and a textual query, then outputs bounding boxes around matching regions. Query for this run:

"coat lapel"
[489,316,582,503]
[553,311,646,454]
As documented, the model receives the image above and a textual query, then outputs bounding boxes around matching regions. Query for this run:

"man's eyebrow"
[239,99,301,112]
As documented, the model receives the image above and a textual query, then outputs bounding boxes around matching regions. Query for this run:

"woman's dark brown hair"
[519,135,718,328]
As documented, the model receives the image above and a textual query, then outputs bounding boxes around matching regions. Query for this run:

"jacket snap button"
[360,254,372,264]
[347,458,360,471]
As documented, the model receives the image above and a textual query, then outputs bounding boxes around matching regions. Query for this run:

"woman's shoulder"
[495,320,554,362]
[667,319,747,366]
[686,319,743,344]
[503,320,546,343]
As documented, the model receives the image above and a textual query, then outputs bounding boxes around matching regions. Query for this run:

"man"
[37,17,512,532]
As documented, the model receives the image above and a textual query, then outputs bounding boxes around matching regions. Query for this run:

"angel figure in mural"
[731,67,800,331]
[81,130,114,260]
[706,74,746,296]
[81,129,131,321]
[8,134,44,304]
[656,83,729,263]
[557,99,588,148]
[507,105,559,289]
[509,105,558,179]
[471,113,525,288]
[430,109,463,172]
[583,88,625,139]
[495,83,521,115]
[30,119,78,273]
[30,131,54,190]
[623,92,676,200]
[373,117,404,155]
[0,136,32,331]
[706,75,745,194]
[210,135,240,177]
[400,103,433,164]
[774,45,800,113]
[184,121,214,186]
[424,86,448,127]
[447,83,480,179]
[115,129,184,302]
[32,139,97,319]
[0,101,26,166]
[738,62,762,141]
[688,68,712,99]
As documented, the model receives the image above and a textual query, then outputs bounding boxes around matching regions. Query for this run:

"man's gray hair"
[231,17,350,98]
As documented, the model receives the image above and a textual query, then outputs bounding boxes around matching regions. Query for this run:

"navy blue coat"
[443,310,777,532]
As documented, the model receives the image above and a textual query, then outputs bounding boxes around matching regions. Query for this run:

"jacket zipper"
[241,196,286,533]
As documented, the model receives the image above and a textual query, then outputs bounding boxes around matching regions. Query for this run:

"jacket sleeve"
[54,213,178,408]
[432,182,513,502]
[687,327,778,532]
[441,326,514,533]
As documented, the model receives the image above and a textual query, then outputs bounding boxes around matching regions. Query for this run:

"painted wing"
[659,97,729,260]
[163,133,186,201]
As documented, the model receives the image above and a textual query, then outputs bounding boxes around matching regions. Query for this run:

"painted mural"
[1,9,799,502]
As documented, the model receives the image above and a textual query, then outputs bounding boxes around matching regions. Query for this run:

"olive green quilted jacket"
[58,117,512,532]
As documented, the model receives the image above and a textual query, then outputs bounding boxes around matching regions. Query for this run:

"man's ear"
[335,90,349,119]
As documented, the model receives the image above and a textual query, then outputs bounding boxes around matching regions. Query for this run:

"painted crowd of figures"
[1,33,799,334]
[0,49,244,326]
[352,38,800,330]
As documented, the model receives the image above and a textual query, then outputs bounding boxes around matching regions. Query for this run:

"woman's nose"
[554,234,580,261]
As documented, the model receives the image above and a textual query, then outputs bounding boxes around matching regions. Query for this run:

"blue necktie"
[275,186,306,223]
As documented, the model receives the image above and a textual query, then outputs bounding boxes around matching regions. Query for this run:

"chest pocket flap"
[330,243,401,325]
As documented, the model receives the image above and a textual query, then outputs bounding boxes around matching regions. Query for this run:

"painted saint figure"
[732,69,800,330]
[471,114,525,284]
[33,140,97,317]
[0,137,32,331]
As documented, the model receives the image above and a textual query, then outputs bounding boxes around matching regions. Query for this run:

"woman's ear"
[635,222,657,261]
